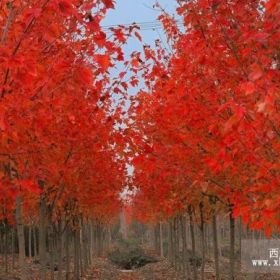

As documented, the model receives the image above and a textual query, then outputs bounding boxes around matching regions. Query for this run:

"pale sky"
[102,0,178,56]
[102,1,178,188]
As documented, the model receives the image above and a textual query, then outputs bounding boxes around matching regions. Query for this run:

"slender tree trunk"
[180,214,191,279]
[239,218,242,270]
[12,227,15,270]
[189,205,198,280]
[217,216,222,258]
[81,222,88,274]
[170,219,175,266]
[199,203,205,280]
[159,221,164,257]
[16,196,26,280]
[174,217,179,272]
[4,222,8,273]
[28,226,32,257]
[0,232,3,268]
[49,227,55,280]
[167,219,172,263]
[39,197,47,280]
[212,212,220,280]
[88,223,92,263]
[79,225,84,277]
[96,223,100,257]
[57,222,63,280]
[33,225,37,258]
[65,226,70,280]
[229,209,235,280]
[74,228,80,280]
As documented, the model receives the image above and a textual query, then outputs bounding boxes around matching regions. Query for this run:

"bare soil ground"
[87,257,280,280]
[87,257,181,280]
[1,255,280,279]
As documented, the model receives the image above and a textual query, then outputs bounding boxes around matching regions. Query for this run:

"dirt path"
[87,257,182,280]
[86,257,280,280]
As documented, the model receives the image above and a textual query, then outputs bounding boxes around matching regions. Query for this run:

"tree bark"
[4,221,8,272]
[12,227,15,270]
[16,196,26,280]
[57,221,63,280]
[49,226,55,280]
[199,203,205,280]
[74,228,80,280]
[39,197,47,280]
[180,214,191,279]
[29,226,32,257]
[33,225,38,257]
[174,217,179,272]
[159,221,164,257]
[189,205,198,280]
[212,213,220,280]
[65,226,70,280]
[229,209,235,280]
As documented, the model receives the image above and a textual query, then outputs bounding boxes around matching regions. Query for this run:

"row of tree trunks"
[152,205,243,280]
[1,196,111,280]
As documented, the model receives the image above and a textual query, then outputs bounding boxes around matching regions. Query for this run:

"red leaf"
[0,115,7,131]
[26,8,42,18]
[18,180,41,195]
[253,32,269,42]
[58,1,73,15]
[95,54,111,71]
[103,0,115,9]
[249,63,263,81]
[134,31,142,42]
[241,82,255,95]
[119,71,126,79]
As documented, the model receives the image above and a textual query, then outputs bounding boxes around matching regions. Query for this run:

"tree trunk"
[81,222,88,274]
[65,226,70,280]
[212,213,220,280]
[239,217,242,271]
[180,214,191,279]
[170,219,175,266]
[199,203,205,280]
[88,224,92,265]
[229,209,235,280]
[189,205,198,280]
[4,222,8,272]
[57,222,63,280]
[33,226,38,258]
[49,227,55,280]
[28,226,32,257]
[39,197,47,280]
[159,221,164,257]
[167,219,172,263]
[174,217,179,272]
[74,228,80,280]
[12,227,15,269]
[16,196,26,280]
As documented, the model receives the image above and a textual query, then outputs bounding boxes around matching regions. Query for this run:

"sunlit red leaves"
[58,1,74,15]
[240,81,256,95]
[223,107,245,135]
[103,0,115,9]
[112,28,126,44]
[249,63,263,81]
[129,0,280,233]
[17,179,41,195]
[95,54,111,72]
[0,0,127,225]
[25,8,42,19]
[0,114,7,131]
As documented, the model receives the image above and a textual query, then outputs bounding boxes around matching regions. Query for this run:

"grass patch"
[108,239,157,270]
